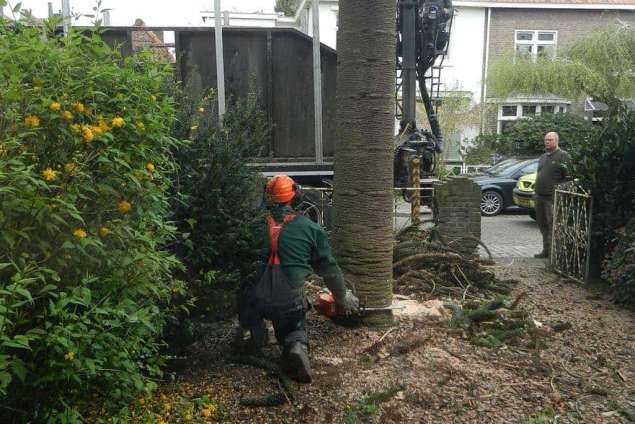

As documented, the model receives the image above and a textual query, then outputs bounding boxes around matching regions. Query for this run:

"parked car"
[472,158,539,216]
[513,172,537,220]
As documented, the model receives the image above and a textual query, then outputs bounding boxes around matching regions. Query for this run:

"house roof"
[454,0,635,9]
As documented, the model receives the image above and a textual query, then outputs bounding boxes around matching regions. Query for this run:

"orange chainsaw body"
[315,292,337,317]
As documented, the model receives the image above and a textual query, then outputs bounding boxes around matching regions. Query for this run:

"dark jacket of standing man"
[534,131,571,258]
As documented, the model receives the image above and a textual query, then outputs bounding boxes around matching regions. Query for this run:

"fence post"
[410,157,420,223]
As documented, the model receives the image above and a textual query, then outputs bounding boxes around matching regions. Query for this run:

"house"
[468,0,635,133]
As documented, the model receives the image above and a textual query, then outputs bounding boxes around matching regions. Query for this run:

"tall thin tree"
[332,0,396,323]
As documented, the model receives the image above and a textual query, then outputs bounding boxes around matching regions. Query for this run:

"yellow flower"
[162,403,172,412]
[24,115,40,128]
[151,95,157,102]
[62,110,73,120]
[145,162,155,172]
[82,127,94,143]
[64,163,76,173]
[49,102,61,111]
[98,120,110,133]
[198,107,205,113]
[136,122,145,131]
[64,351,75,361]
[73,102,85,113]
[73,228,87,238]
[118,200,132,214]
[99,227,110,237]
[111,116,125,128]
[42,168,56,181]
[157,420,167,424]
[190,125,198,131]
[138,397,145,406]
[91,125,104,137]
[200,408,212,418]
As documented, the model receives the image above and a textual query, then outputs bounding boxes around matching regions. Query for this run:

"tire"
[480,190,504,216]
[528,208,537,221]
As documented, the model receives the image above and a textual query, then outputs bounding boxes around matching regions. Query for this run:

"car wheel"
[480,190,503,216]
[528,208,537,221]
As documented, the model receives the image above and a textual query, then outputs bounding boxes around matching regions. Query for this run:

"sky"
[2,0,277,26]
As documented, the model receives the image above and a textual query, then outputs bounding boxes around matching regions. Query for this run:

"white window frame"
[514,30,558,62]
[497,102,568,134]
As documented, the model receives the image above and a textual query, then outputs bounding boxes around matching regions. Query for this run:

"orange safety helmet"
[265,175,297,204]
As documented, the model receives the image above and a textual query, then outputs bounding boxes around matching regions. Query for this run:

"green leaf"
[0,372,11,390]
[10,360,27,383]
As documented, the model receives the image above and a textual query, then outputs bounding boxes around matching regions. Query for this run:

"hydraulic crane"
[394,0,454,185]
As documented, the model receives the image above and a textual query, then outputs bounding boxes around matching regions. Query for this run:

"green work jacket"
[254,205,346,300]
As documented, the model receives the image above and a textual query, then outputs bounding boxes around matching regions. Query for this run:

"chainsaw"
[314,291,404,318]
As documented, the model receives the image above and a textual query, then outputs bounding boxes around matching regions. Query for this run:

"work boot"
[284,342,312,384]
[533,251,549,259]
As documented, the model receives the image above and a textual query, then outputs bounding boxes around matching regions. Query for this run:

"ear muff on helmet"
[265,175,297,204]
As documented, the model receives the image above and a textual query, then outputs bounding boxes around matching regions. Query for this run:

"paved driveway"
[480,212,542,258]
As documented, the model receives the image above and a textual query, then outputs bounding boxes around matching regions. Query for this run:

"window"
[497,103,568,134]
[502,105,517,117]
[522,105,536,117]
[514,30,557,62]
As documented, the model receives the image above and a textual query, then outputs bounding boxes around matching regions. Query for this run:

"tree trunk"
[332,0,396,324]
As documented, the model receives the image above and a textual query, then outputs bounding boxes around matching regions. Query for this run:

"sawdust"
[163,259,635,423]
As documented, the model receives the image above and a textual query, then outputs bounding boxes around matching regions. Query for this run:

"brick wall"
[433,177,482,255]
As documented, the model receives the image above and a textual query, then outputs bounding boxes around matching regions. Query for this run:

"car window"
[519,161,538,175]
[488,160,525,176]
[487,159,519,174]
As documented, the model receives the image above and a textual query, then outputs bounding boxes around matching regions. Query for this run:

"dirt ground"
[172,258,635,423]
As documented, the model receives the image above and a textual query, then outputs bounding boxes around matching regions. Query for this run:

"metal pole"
[214,0,226,125]
[401,0,417,125]
[61,0,71,36]
[312,0,323,164]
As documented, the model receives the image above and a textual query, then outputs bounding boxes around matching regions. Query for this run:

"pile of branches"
[445,294,571,349]
[393,224,515,301]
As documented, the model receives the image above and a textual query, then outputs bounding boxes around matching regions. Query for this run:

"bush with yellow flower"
[0,11,186,421]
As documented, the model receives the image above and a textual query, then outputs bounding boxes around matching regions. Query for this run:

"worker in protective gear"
[238,175,359,383]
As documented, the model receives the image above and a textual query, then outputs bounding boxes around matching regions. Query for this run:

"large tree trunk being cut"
[332,0,396,325]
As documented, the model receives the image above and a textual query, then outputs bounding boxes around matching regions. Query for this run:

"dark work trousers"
[535,195,554,255]
[238,288,308,349]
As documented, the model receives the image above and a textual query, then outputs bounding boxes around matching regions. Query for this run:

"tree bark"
[332,0,396,324]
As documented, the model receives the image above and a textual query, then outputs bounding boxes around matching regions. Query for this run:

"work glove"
[335,289,360,315]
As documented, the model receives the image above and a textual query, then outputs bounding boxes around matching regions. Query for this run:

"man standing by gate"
[534,131,571,259]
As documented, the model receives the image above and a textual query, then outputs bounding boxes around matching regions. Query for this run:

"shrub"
[463,133,505,165]
[170,88,270,321]
[503,112,597,156]
[570,112,635,279]
[603,217,635,308]
[0,18,184,421]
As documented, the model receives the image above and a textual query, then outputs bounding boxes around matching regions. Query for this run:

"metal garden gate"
[551,181,593,282]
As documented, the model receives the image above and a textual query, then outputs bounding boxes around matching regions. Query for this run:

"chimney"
[48,2,54,18]
[102,9,110,25]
